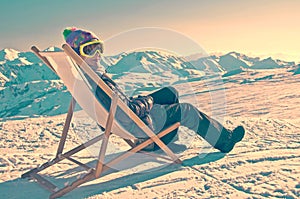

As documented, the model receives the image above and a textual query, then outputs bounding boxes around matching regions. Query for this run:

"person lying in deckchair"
[63,27,245,153]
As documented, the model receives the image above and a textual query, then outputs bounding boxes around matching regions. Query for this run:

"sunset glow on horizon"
[1,0,299,62]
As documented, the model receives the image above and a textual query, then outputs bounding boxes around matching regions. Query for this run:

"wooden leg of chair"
[123,139,136,148]
[100,122,182,173]
[146,123,182,164]
[48,124,180,198]
[94,92,118,178]
[94,132,110,178]
[56,98,76,157]
[21,134,104,179]
[152,138,182,164]
[49,170,95,199]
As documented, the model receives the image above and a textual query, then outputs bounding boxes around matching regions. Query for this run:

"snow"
[3,48,20,61]
[18,57,33,65]
[0,72,9,86]
[251,57,281,69]
[0,47,300,199]
[44,46,63,52]
[0,80,70,119]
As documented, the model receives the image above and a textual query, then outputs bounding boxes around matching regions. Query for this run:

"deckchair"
[22,44,182,199]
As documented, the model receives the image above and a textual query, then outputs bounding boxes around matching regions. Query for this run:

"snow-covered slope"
[0,47,297,120]
[0,48,59,86]
[0,80,71,119]
[0,48,66,120]
[1,48,300,199]
[1,72,300,199]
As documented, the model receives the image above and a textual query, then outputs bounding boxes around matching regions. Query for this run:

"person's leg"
[151,103,244,153]
[131,87,180,151]
[149,86,179,105]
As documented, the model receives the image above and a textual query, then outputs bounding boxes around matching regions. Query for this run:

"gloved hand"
[101,73,116,89]
[129,95,154,118]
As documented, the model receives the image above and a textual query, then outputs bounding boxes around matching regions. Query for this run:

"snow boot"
[217,125,245,153]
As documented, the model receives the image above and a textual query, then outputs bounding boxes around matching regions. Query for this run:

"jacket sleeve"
[128,95,154,118]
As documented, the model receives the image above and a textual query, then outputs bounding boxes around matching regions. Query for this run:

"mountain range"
[0,47,299,120]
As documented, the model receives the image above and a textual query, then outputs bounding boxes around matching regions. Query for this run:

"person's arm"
[101,73,154,118]
[129,95,154,118]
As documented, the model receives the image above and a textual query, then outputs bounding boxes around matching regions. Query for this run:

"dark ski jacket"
[87,72,154,138]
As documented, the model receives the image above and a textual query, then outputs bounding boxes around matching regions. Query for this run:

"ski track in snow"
[0,117,300,198]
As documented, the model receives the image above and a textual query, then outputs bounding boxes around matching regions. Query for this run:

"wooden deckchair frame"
[22,45,182,199]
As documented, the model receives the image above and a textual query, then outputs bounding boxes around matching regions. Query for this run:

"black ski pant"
[149,86,231,151]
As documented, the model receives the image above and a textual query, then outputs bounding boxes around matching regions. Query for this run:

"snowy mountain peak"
[107,50,194,74]
[43,46,62,52]
[218,52,250,71]
[226,51,257,61]
[261,57,277,63]
[227,51,242,58]
[2,48,20,61]
[250,56,294,69]
[0,46,299,120]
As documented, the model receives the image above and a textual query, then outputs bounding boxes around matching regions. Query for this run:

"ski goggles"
[79,40,103,58]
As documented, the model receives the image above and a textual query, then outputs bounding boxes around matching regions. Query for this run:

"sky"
[1,0,299,62]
